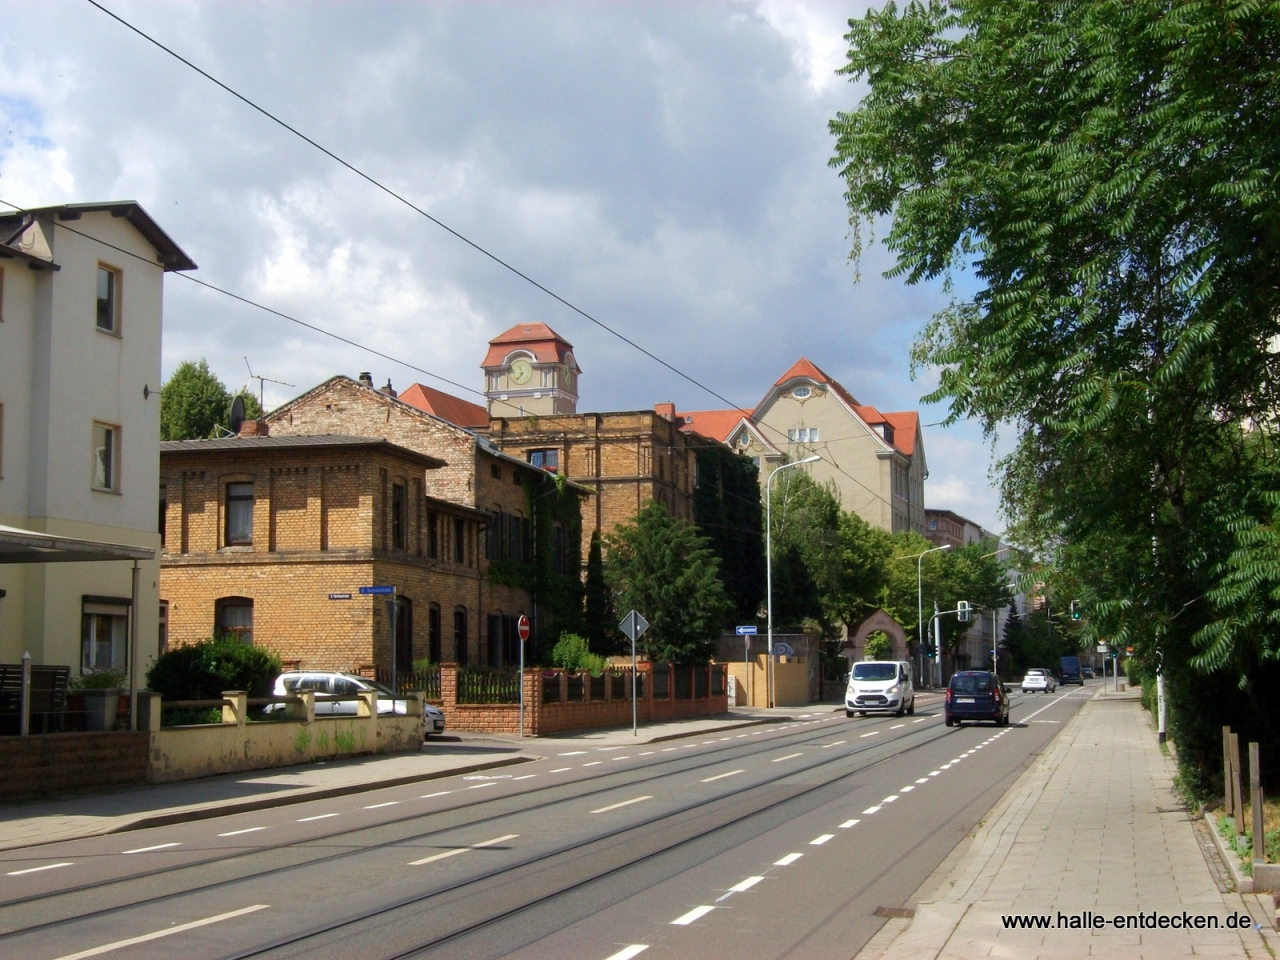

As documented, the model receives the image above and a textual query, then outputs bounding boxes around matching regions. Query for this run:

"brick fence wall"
[0,732,149,802]
[434,662,728,736]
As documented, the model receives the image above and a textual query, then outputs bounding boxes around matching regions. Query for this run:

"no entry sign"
[517,614,531,642]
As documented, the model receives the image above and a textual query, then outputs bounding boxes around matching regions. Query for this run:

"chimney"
[380,379,398,399]
[239,419,270,437]
[358,371,374,388]
[654,402,676,422]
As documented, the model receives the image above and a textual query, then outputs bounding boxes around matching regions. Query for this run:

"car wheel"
[945,716,954,727]
[907,701,915,716]
[846,709,855,718]
[896,705,906,717]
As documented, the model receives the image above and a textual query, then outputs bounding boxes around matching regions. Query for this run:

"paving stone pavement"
[859,689,1279,960]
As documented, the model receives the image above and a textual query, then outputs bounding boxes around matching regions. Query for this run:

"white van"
[845,660,914,718]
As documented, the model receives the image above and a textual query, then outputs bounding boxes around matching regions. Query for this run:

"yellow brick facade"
[487,410,696,554]
[159,438,533,673]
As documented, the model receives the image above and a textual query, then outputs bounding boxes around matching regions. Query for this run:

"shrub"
[71,669,127,690]
[551,632,608,674]
[146,635,281,700]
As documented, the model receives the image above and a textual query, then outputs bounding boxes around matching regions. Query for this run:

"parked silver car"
[268,672,445,737]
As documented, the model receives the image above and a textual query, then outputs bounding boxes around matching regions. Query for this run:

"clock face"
[510,359,532,385]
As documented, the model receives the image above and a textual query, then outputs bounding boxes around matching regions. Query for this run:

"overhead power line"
[74,1,908,515]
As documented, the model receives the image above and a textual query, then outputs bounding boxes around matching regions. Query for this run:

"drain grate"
[874,906,915,919]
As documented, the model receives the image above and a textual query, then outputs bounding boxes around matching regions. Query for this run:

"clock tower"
[482,323,580,417]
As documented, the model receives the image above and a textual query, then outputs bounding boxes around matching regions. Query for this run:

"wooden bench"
[0,664,71,735]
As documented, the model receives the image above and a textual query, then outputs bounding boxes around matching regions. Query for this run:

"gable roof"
[481,322,580,369]
[0,201,197,271]
[399,383,490,429]
[160,434,447,469]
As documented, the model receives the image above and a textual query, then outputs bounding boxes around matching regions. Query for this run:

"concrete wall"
[146,691,424,783]
[0,731,149,801]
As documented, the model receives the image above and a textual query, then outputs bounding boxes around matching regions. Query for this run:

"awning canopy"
[0,525,155,564]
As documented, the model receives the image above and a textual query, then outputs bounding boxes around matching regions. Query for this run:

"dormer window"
[792,384,812,399]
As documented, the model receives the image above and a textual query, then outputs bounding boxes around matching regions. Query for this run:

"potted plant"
[72,670,126,731]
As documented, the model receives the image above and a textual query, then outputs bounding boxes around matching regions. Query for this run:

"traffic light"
[1070,600,1081,620]
[957,600,972,623]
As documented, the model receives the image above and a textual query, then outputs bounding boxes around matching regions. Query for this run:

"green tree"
[768,468,841,631]
[606,501,731,665]
[582,531,618,655]
[160,359,261,440]
[829,511,893,633]
[864,630,892,661]
[692,443,766,624]
[829,0,1280,791]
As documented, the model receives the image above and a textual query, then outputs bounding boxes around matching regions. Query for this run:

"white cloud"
[0,0,1006,526]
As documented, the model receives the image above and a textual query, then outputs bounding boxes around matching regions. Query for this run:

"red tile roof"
[882,411,919,456]
[398,383,490,429]
[771,356,862,409]
[677,409,752,443]
[481,322,580,369]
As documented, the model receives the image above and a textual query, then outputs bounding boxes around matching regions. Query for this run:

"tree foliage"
[583,531,618,655]
[692,443,766,624]
[160,359,261,441]
[606,501,731,665]
[830,0,1280,789]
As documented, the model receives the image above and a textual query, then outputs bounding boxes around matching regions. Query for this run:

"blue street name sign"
[328,593,353,601]
[358,585,395,595]
[735,625,758,636]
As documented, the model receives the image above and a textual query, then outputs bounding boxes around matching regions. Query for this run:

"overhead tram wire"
[82,0,906,516]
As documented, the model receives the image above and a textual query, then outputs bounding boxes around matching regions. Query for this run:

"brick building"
[487,406,697,555]
[263,375,589,647]
[159,434,534,676]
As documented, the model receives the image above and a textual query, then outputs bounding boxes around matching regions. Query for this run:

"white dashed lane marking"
[774,853,803,866]
[839,819,860,828]
[602,947,649,960]
[583,761,603,767]
[218,827,265,837]
[729,876,764,892]
[591,796,652,814]
[408,833,518,866]
[671,905,716,926]
[771,752,803,762]
[7,862,73,876]
[701,770,745,783]
[298,813,340,822]
[420,791,452,798]
[44,904,269,960]
[860,731,879,738]
[365,801,399,809]
[810,834,834,845]
[862,805,882,814]
[122,842,181,854]
[821,740,847,748]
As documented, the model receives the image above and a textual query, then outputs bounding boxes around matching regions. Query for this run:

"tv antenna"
[244,357,293,411]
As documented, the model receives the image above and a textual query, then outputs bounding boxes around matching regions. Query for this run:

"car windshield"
[1025,669,1045,675]
[952,674,995,695]
[853,663,898,681]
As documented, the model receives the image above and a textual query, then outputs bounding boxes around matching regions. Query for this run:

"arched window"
[215,597,254,644]
[394,596,413,677]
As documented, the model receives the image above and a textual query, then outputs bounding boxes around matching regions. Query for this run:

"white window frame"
[81,599,130,673]
[92,421,121,492]
[96,263,122,335]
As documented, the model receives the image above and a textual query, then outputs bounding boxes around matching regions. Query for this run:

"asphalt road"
[0,684,1094,960]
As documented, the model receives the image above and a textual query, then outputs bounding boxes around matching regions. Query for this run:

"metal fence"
[456,668,521,704]
[376,666,442,699]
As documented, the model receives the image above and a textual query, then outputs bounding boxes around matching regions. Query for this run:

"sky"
[1,0,1006,532]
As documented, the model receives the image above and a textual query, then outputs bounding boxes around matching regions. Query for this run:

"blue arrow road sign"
[736,625,758,635]
[358,585,395,595]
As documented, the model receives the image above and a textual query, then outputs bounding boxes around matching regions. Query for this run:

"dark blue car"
[945,671,1010,727]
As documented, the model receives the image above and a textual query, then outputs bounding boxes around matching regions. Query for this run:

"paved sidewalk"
[0,709,785,852]
[857,688,1279,960]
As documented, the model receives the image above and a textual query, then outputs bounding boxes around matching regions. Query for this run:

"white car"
[1021,669,1056,694]
[846,660,915,717]
[268,672,446,737]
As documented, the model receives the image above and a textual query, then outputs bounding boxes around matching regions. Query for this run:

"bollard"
[1250,742,1264,866]
[19,652,31,737]
[1230,732,1244,827]
[1224,726,1235,817]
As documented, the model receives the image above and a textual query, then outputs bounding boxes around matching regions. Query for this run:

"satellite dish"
[229,395,246,435]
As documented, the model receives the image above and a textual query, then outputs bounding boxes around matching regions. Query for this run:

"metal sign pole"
[519,625,525,738]
[631,631,637,737]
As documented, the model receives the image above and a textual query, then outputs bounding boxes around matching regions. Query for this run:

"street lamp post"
[766,454,821,709]
[914,544,951,688]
